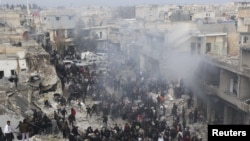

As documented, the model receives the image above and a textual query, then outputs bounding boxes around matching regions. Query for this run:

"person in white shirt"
[158,133,164,141]
[4,121,14,141]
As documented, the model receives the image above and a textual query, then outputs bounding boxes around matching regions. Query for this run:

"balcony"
[241,65,250,76]
[204,84,250,113]
[219,92,250,113]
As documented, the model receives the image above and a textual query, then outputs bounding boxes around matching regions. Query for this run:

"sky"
[0,0,248,7]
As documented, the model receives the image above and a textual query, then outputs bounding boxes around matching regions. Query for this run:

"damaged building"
[0,24,61,115]
[196,2,250,124]
[131,2,250,125]
[38,9,77,55]
[0,46,27,79]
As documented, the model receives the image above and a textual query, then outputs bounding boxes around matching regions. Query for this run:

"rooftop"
[0,46,25,54]
[40,10,76,17]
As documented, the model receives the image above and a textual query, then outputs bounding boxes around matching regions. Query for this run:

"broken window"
[243,36,248,43]
[0,71,4,79]
[205,64,220,86]
[11,70,16,75]
[206,43,211,53]
[233,79,238,96]
[45,32,50,37]
[56,17,60,21]
[230,78,238,96]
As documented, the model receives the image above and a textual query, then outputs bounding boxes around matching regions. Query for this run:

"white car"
[63,59,81,64]
[75,62,89,67]
[62,59,73,64]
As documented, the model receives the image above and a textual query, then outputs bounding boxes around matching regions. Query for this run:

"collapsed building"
[0,18,61,115]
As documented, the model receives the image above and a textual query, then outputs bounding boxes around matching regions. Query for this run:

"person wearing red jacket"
[71,108,76,122]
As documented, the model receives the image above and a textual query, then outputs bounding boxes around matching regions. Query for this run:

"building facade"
[0,47,27,79]
[198,2,250,124]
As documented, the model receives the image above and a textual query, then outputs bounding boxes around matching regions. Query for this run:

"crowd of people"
[0,49,206,141]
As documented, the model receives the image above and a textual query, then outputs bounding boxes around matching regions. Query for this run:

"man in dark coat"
[20,119,30,141]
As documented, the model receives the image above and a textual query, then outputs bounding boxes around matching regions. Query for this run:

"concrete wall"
[0,58,27,78]
[241,49,250,67]
[135,6,147,19]
[239,75,250,100]
[42,15,76,30]
[219,69,238,95]
[192,11,216,20]
[227,32,239,56]
[190,37,205,54]
[238,9,250,18]
[144,21,196,32]
[207,100,216,124]
[206,36,227,56]
[223,105,245,124]
[0,11,22,26]
[238,17,250,32]
[90,28,109,40]
[197,23,236,34]
[135,5,159,21]
[243,114,250,124]
[223,105,233,124]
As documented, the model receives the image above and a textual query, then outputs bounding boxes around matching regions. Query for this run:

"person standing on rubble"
[51,117,58,135]
[70,108,76,122]
[61,107,67,120]
[102,115,108,128]
[171,103,178,120]
[0,127,5,141]
[43,95,49,107]
[61,120,70,140]
[4,121,14,141]
[86,105,92,119]
[57,103,61,115]
[20,118,30,141]
[14,74,18,89]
